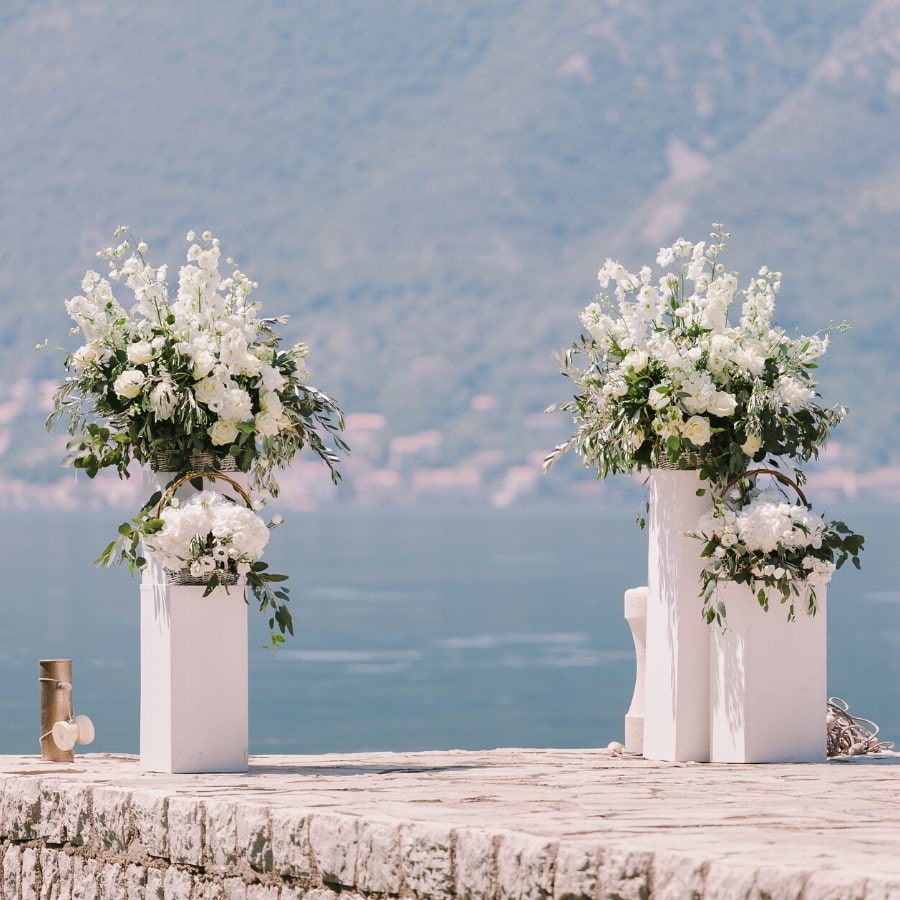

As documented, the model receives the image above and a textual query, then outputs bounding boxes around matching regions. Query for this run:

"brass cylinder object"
[39,659,74,762]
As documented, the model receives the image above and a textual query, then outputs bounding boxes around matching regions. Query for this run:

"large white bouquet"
[46,228,348,496]
[545,226,847,484]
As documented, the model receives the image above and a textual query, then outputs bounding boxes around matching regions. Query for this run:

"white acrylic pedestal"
[140,583,248,773]
[643,469,712,762]
[710,584,827,763]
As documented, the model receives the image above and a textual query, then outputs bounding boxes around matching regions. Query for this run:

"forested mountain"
[2,0,897,506]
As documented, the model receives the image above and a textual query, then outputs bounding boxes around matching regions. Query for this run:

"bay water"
[1,503,898,756]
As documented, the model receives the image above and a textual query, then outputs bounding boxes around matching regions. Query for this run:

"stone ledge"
[1,749,899,899]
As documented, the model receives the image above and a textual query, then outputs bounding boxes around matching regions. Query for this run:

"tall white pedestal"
[140,583,249,773]
[643,469,712,762]
[710,585,826,763]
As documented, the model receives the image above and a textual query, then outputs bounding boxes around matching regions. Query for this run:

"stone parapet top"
[2,748,900,899]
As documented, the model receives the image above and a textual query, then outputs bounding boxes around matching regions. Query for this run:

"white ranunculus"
[208,420,239,446]
[127,341,154,366]
[113,369,144,400]
[682,415,711,447]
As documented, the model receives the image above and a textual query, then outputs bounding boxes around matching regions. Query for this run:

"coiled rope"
[827,697,895,757]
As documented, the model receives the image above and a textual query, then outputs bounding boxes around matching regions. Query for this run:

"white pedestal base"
[710,584,826,763]
[643,469,712,762]
[624,587,648,756]
[140,583,249,773]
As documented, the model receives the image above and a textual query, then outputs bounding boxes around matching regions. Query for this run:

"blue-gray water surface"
[1,503,898,755]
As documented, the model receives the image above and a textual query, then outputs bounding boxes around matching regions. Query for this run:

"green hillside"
[0,0,894,502]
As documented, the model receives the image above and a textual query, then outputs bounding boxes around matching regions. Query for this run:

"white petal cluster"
[144,490,271,574]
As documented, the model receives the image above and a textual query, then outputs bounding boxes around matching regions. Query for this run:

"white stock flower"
[776,376,815,413]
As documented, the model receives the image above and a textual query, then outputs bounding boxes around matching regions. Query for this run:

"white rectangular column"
[140,583,249,773]
[710,584,826,763]
[643,469,712,762]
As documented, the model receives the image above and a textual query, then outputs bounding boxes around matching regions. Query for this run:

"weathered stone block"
[399,821,455,900]
[131,792,170,860]
[553,841,601,900]
[21,848,39,900]
[650,851,707,900]
[58,784,92,847]
[98,862,126,900]
[495,830,556,900]
[92,788,132,853]
[161,868,192,900]
[124,863,147,900]
[308,812,358,888]
[38,848,59,900]
[222,877,246,900]
[3,845,22,900]
[455,826,496,900]
[356,816,401,895]
[193,880,225,900]
[269,807,312,880]
[167,797,205,867]
[71,856,101,900]
[596,847,653,900]
[204,801,238,871]
[144,868,165,900]
[2,778,42,841]
[246,885,279,900]
[235,803,272,873]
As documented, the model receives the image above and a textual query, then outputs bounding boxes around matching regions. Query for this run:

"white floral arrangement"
[689,471,864,626]
[100,482,293,644]
[143,489,272,581]
[45,228,349,496]
[544,225,847,485]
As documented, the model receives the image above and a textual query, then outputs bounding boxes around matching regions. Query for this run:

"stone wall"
[0,773,610,900]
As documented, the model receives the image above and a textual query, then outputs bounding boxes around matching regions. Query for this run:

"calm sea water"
[1,503,899,756]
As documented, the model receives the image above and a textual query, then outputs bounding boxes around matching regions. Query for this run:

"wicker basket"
[151,443,238,473]
[156,471,254,588]
[657,448,717,471]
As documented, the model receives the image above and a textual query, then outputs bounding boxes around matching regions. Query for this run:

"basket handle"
[718,467,808,507]
[156,471,254,518]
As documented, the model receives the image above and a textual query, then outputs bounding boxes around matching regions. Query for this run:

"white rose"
[195,377,226,407]
[623,350,648,373]
[72,344,100,370]
[208,420,239,446]
[255,411,281,437]
[706,391,738,417]
[192,350,216,379]
[127,341,154,366]
[648,386,670,410]
[741,433,762,456]
[113,369,144,400]
[681,415,712,447]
